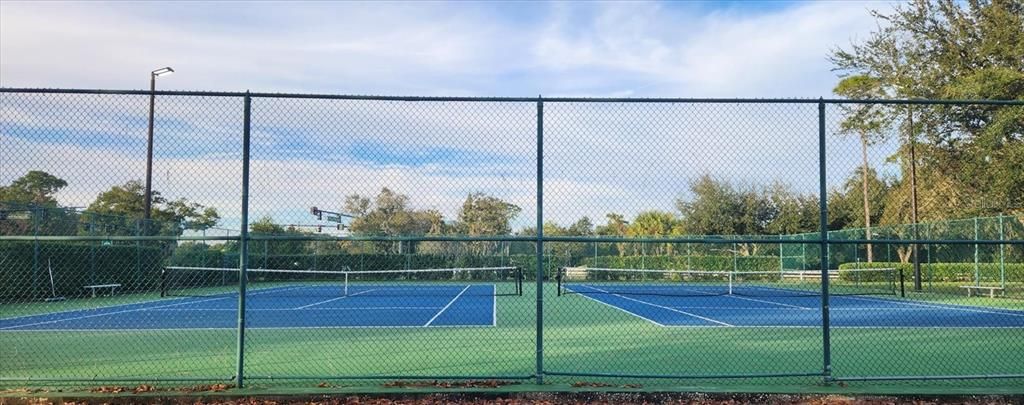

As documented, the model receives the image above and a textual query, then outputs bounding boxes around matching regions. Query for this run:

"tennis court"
[0,266,523,330]
[557,267,1024,328]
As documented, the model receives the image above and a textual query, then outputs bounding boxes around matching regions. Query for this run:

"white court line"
[0,285,310,324]
[0,296,231,330]
[424,285,471,327]
[143,306,442,311]
[665,306,969,311]
[578,285,733,327]
[722,295,813,310]
[563,286,667,327]
[665,284,814,310]
[292,289,378,309]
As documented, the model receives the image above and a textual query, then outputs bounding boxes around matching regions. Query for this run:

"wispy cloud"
[1,1,898,230]
[2,1,885,96]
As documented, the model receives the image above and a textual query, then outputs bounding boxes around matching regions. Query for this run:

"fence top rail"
[2,87,1022,105]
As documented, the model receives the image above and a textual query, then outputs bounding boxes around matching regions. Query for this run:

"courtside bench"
[960,285,1004,298]
[83,283,121,298]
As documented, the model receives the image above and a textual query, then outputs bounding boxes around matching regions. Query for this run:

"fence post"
[534,96,545,385]
[135,219,142,290]
[974,217,980,286]
[32,206,40,299]
[236,92,252,388]
[817,100,832,382]
[779,235,784,274]
[999,215,1005,289]
[89,218,96,286]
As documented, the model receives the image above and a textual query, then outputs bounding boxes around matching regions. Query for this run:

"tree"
[0,171,68,206]
[455,192,521,256]
[627,210,680,256]
[834,75,890,262]
[764,183,819,235]
[831,0,1024,217]
[87,180,219,236]
[596,213,630,256]
[831,0,1024,287]
[0,171,76,236]
[676,175,775,254]
[567,217,594,236]
[345,188,452,254]
[247,216,309,264]
[250,216,286,234]
[676,175,748,236]
[456,193,522,236]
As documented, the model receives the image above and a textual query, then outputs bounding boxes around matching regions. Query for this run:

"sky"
[0,1,902,234]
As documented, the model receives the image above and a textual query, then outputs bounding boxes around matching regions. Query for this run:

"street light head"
[152,67,175,77]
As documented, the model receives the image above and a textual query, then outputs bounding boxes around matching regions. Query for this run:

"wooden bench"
[83,283,121,298]
[960,285,1004,298]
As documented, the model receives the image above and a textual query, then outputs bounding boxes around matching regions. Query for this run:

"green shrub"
[0,241,165,303]
[837,261,1024,284]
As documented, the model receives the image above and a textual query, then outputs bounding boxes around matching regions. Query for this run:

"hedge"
[579,255,780,272]
[837,261,1024,284]
[0,241,165,303]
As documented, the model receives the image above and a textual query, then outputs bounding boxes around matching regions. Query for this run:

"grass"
[2,283,1023,393]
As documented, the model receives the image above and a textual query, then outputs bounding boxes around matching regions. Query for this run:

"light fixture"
[151,67,175,77]
[144,66,175,226]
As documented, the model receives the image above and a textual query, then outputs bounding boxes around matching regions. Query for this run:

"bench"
[83,283,121,298]
[960,285,1004,298]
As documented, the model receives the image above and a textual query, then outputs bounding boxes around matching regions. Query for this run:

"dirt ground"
[2,392,1022,405]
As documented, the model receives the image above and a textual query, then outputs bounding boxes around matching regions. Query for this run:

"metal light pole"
[145,67,174,232]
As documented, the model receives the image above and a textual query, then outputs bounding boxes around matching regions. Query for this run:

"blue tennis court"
[564,284,1024,328]
[0,284,498,331]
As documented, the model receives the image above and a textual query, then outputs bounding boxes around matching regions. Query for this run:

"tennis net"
[556,267,900,298]
[161,266,523,298]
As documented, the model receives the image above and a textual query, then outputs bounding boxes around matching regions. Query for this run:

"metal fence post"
[236,92,252,388]
[974,217,980,286]
[818,100,832,382]
[135,219,142,289]
[535,96,545,385]
[999,215,1006,289]
[32,206,40,299]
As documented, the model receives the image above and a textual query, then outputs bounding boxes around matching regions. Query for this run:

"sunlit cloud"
[1,1,897,231]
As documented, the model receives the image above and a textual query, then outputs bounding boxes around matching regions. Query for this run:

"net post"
[518,266,524,296]
[534,96,545,385]
[899,267,905,298]
[728,272,734,295]
[160,267,166,298]
[344,272,349,296]
[817,99,832,382]
[556,267,562,297]
[235,92,252,389]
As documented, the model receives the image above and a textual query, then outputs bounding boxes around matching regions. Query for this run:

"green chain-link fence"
[1,88,1021,390]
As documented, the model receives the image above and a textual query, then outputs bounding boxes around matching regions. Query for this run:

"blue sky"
[0,1,901,233]
[1,1,890,96]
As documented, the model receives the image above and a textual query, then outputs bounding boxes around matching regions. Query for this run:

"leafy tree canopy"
[0,171,68,206]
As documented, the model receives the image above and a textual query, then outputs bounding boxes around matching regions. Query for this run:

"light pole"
[145,67,174,231]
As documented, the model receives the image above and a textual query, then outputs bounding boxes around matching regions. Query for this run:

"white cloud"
[0,1,886,97]
[2,1,904,232]
[532,2,882,97]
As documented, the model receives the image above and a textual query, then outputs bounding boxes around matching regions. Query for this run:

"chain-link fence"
[1,89,1022,390]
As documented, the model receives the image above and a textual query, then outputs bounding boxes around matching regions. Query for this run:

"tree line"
[2,1,1019,266]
